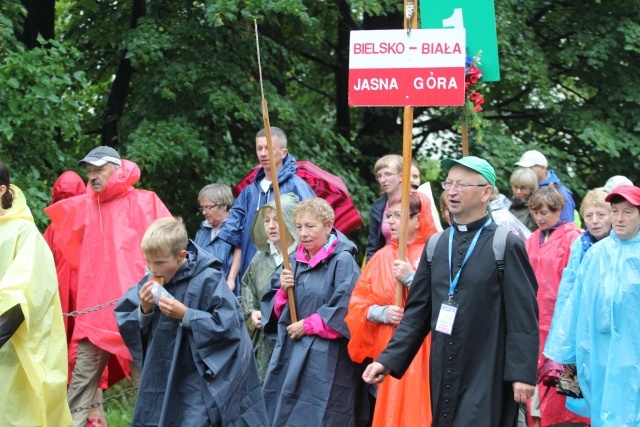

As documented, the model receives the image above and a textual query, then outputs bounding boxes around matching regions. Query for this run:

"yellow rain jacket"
[0,185,72,426]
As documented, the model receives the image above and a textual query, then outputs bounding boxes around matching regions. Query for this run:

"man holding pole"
[363,156,539,426]
[218,127,315,284]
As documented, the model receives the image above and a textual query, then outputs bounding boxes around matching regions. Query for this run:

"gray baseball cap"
[78,146,122,167]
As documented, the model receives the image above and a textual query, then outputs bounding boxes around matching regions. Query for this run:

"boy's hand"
[139,281,155,314]
[251,310,262,329]
[158,298,187,320]
[286,319,306,340]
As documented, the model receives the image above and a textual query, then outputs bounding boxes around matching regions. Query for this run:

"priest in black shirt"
[363,156,539,427]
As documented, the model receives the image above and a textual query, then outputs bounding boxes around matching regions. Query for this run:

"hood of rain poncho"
[250,192,299,253]
[390,190,439,248]
[51,171,85,204]
[0,185,73,426]
[490,194,531,241]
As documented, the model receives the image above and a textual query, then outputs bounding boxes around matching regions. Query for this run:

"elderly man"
[544,185,640,426]
[45,146,171,427]
[514,149,576,224]
[363,156,539,427]
[218,127,315,282]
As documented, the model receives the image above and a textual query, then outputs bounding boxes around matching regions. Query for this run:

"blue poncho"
[544,230,640,426]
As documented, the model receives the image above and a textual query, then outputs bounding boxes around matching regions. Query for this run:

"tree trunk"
[18,0,55,49]
[101,0,146,147]
[335,0,358,140]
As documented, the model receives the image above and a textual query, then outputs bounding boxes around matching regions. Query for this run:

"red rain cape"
[45,160,171,386]
[525,222,588,427]
[233,160,364,235]
[44,171,85,342]
[346,191,437,427]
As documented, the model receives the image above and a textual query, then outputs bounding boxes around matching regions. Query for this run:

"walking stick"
[255,20,298,323]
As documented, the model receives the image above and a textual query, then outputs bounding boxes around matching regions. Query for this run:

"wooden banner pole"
[396,0,419,307]
[255,20,297,323]
[461,119,469,157]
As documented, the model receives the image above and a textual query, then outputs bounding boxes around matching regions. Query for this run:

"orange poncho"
[346,191,437,427]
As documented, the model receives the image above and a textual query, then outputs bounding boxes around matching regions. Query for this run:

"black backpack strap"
[492,225,510,294]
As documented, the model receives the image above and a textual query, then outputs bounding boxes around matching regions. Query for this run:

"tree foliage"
[0,0,638,250]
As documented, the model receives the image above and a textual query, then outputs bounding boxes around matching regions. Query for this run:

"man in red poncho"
[45,146,171,427]
[44,171,86,341]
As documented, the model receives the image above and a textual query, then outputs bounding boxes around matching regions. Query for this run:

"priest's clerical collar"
[452,213,491,232]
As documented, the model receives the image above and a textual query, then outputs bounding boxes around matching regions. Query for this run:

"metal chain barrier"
[63,299,120,317]
[70,386,138,413]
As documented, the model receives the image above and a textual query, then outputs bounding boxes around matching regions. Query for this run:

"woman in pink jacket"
[525,186,589,427]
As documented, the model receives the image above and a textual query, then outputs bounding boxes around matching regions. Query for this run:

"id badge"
[435,301,458,335]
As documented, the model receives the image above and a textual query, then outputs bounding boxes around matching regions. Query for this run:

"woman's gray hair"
[198,183,233,211]
[510,167,538,190]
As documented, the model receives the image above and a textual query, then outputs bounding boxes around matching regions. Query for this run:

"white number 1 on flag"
[442,8,464,29]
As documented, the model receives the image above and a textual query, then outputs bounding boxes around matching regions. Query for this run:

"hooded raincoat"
[543,231,603,418]
[194,218,239,296]
[545,231,601,350]
[261,230,370,426]
[218,154,315,279]
[43,171,86,343]
[525,221,589,426]
[346,191,437,427]
[509,196,538,232]
[489,194,531,241]
[44,159,171,383]
[0,185,73,426]
[241,193,299,382]
[540,170,576,224]
[543,230,640,426]
[115,243,268,426]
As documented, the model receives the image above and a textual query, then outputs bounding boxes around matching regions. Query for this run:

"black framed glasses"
[510,185,532,192]
[199,203,218,213]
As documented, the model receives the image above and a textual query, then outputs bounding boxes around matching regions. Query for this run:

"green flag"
[420,0,500,82]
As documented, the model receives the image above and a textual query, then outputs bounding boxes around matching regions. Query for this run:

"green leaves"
[1,0,638,236]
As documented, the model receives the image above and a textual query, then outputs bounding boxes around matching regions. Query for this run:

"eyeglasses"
[441,181,489,192]
[510,185,532,192]
[199,203,218,213]
[376,172,400,181]
[384,211,419,221]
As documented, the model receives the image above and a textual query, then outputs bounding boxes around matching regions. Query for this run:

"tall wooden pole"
[255,20,297,322]
[396,0,419,307]
[461,119,469,157]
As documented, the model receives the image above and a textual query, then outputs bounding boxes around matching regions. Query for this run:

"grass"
[103,379,138,427]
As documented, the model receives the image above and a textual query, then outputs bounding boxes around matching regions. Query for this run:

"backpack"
[425,225,510,291]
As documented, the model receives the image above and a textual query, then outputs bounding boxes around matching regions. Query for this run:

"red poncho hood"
[51,171,85,204]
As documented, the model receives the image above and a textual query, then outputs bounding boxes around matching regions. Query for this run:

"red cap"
[605,185,640,206]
